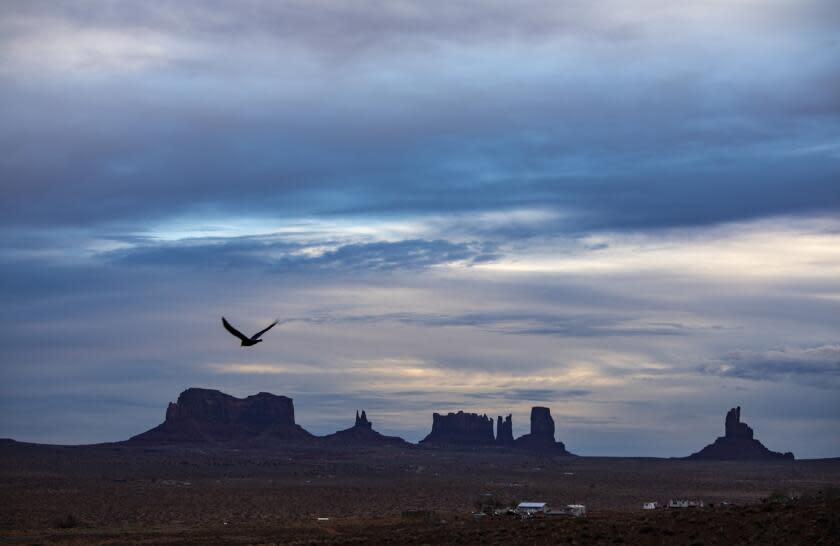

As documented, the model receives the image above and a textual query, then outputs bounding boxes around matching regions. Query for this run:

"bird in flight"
[221,317,279,347]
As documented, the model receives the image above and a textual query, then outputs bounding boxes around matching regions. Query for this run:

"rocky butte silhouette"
[419,411,495,446]
[496,414,514,444]
[125,389,575,453]
[514,406,572,454]
[688,406,794,460]
[124,389,790,462]
[127,388,312,445]
[418,407,573,454]
[322,410,409,446]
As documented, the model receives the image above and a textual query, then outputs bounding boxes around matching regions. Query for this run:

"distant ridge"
[687,406,794,461]
[116,390,794,459]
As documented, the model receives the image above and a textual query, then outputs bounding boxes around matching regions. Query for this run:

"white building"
[565,504,586,517]
[642,502,658,510]
[668,499,704,508]
[516,502,549,515]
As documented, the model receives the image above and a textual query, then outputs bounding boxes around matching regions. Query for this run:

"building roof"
[517,502,547,509]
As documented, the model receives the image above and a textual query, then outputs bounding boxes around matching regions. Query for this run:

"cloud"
[297,239,498,271]
[464,388,592,401]
[103,236,295,268]
[102,237,498,272]
[283,311,705,337]
[5,1,839,66]
[1,1,838,232]
[697,344,840,387]
[0,0,688,68]
[1,1,839,457]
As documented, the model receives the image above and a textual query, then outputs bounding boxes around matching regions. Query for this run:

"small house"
[642,502,658,510]
[668,499,704,508]
[547,504,587,518]
[516,502,549,515]
[565,504,586,517]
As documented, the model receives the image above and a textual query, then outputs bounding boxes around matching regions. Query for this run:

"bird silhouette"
[221,317,279,347]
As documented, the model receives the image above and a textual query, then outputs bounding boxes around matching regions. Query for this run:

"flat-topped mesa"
[515,407,572,454]
[164,388,296,426]
[688,406,793,460]
[324,409,408,446]
[496,414,514,444]
[128,388,313,444]
[420,411,494,445]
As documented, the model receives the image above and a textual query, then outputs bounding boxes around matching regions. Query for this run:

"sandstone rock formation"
[128,388,313,444]
[496,414,514,444]
[419,411,494,445]
[725,406,753,439]
[355,410,372,429]
[688,406,794,460]
[323,409,408,446]
[514,406,571,454]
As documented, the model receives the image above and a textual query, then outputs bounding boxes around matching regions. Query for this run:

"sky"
[1,0,839,458]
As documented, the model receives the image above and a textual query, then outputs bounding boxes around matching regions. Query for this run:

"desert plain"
[2,440,839,545]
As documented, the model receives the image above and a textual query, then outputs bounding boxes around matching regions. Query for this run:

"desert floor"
[2,441,839,544]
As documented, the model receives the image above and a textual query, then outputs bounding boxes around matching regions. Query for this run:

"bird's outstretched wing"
[251,319,279,340]
[222,317,250,342]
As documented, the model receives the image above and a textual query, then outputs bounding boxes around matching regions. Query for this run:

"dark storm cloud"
[697,345,840,387]
[1,1,839,232]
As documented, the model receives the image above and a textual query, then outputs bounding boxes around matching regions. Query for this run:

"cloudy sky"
[1,0,839,457]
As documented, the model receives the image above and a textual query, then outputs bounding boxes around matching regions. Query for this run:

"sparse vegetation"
[473,495,512,514]
[763,489,796,505]
[51,514,81,529]
[1,442,839,544]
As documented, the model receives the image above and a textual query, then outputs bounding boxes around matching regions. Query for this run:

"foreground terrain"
[2,440,839,544]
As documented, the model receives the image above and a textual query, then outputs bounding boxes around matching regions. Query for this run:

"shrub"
[764,490,792,504]
[52,514,81,529]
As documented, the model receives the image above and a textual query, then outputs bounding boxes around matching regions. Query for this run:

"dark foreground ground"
[2,440,839,545]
